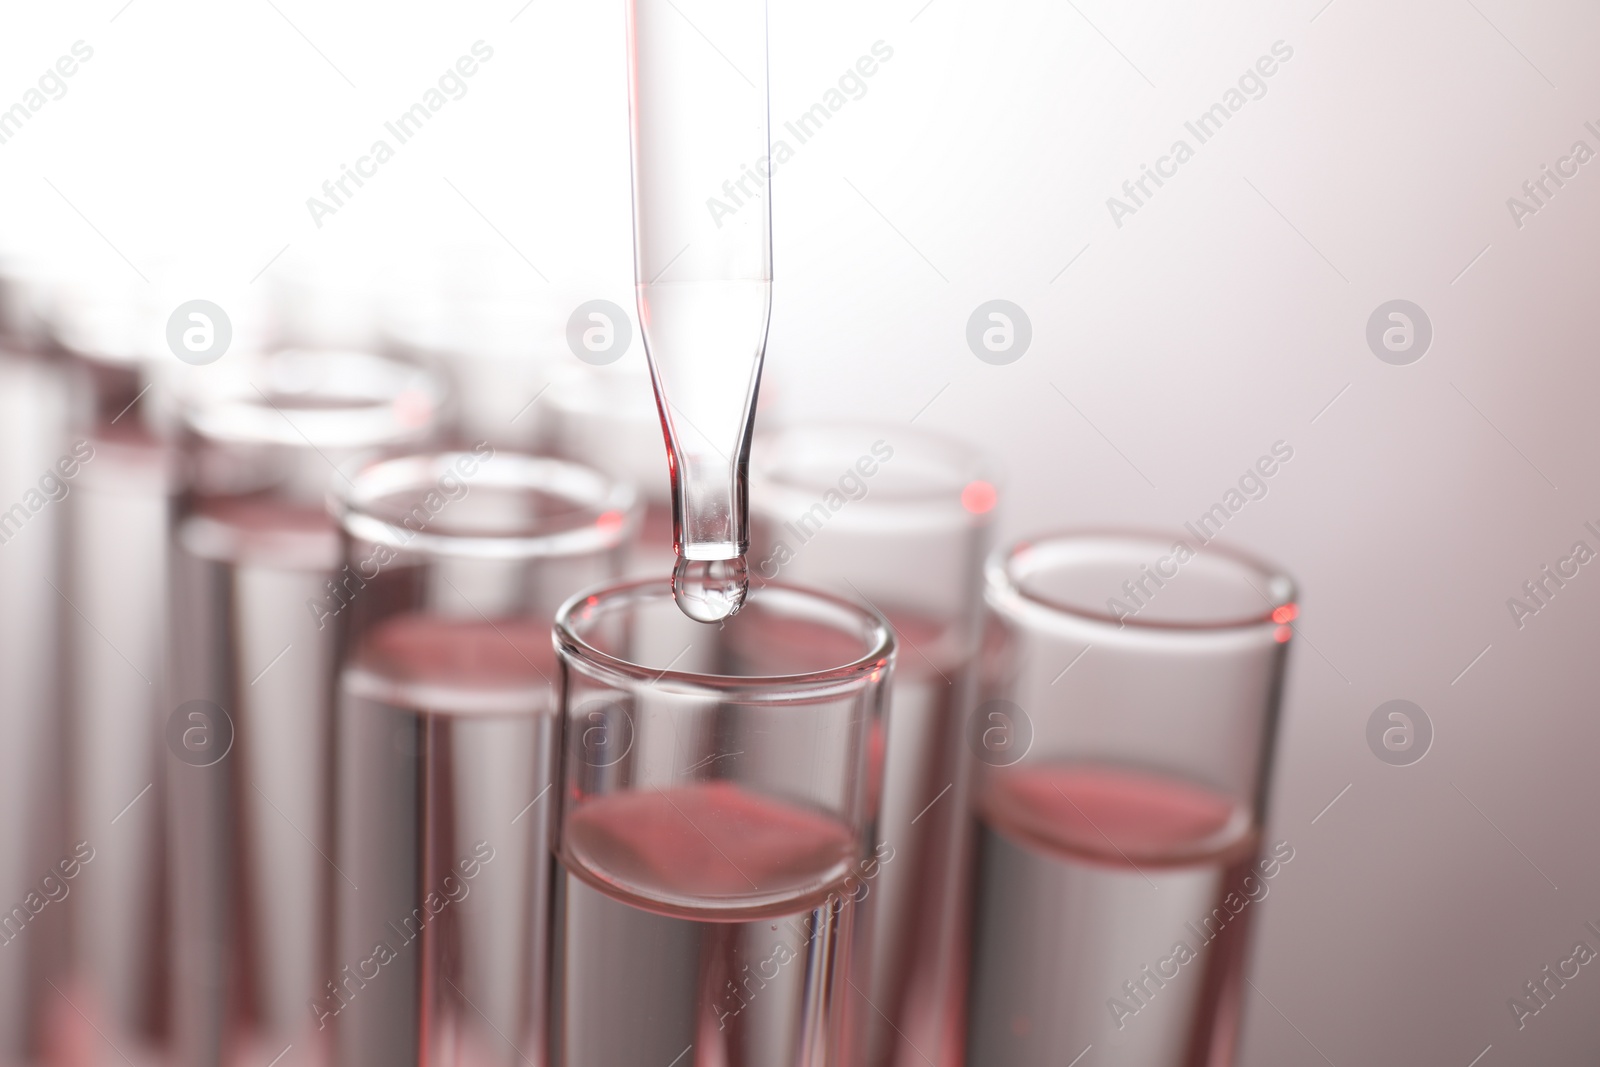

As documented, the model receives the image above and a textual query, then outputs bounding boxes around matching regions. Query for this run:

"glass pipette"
[626,0,771,622]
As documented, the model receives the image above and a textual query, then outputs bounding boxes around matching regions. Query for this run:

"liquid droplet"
[672,556,748,623]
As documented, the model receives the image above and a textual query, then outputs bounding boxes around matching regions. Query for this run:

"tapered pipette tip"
[672,555,749,623]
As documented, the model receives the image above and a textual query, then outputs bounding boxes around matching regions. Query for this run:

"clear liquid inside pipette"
[640,277,768,623]
[626,0,770,623]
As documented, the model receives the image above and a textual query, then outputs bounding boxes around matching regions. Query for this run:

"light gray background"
[2,1,1596,1063]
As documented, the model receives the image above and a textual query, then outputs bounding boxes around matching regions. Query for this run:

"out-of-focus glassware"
[47,276,177,1067]
[167,349,445,1067]
[626,0,772,620]
[328,450,638,1067]
[965,533,1295,1067]
[0,252,71,1067]
[550,579,893,1066]
[749,423,995,1067]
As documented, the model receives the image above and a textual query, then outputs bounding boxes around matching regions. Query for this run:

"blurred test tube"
[47,273,177,1067]
[0,252,71,1067]
[167,348,445,1067]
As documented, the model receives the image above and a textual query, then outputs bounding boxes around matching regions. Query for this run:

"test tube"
[328,450,638,1067]
[49,281,176,1067]
[168,349,445,1067]
[551,579,894,1067]
[748,424,995,1067]
[965,533,1296,1067]
[0,255,70,1067]
[626,0,772,620]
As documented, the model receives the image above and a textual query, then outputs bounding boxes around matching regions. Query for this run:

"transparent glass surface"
[627,0,771,618]
[167,349,445,1067]
[750,422,994,1067]
[57,359,174,1067]
[965,533,1296,1067]
[330,451,638,1067]
[0,262,71,1067]
[551,580,893,1067]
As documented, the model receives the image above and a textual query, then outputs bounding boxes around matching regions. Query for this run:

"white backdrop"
[3,0,1598,1063]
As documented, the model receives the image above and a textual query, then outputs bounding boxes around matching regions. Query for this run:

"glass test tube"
[328,451,639,1067]
[0,257,71,1067]
[50,283,177,1067]
[168,349,445,1067]
[748,424,995,1067]
[552,580,894,1067]
[627,0,772,620]
[964,533,1296,1067]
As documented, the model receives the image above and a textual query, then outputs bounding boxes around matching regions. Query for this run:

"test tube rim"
[988,528,1297,635]
[180,347,445,450]
[331,449,641,560]
[751,419,995,509]
[554,577,895,698]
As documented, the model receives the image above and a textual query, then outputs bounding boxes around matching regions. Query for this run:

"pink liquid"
[555,784,860,1067]
[563,783,856,921]
[975,763,1251,868]
[356,611,556,689]
[967,763,1259,1067]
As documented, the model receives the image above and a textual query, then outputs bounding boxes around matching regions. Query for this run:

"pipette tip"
[671,556,749,623]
